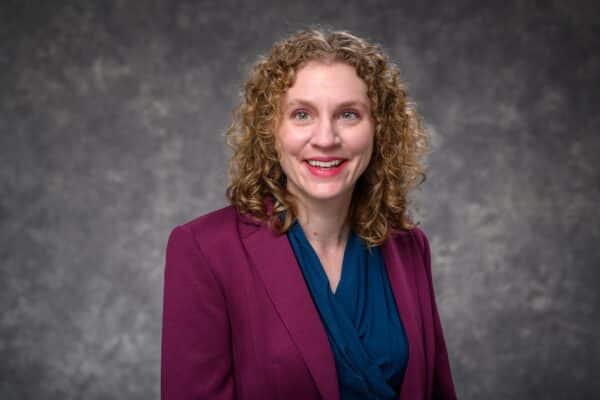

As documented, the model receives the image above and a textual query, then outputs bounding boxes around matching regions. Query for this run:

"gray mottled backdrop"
[1,1,599,399]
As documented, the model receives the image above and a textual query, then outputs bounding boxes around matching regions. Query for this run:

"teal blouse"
[287,221,409,399]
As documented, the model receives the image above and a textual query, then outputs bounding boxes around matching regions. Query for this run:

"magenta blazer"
[161,205,457,399]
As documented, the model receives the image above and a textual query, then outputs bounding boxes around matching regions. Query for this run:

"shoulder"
[168,204,261,256]
[381,225,432,276]
[170,206,238,255]
[386,225,430,254]
[179,204,239,233]
[408,225,430,255]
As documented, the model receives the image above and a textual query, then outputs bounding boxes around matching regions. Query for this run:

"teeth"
[307,159,343,168]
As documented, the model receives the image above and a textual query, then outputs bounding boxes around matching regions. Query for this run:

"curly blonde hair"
[226,28,428,246]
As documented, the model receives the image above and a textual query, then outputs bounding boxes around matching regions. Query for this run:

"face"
[275,61,375,206]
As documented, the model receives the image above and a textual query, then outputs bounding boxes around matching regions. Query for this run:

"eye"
[340,110,360,120]
[292,110,310,120]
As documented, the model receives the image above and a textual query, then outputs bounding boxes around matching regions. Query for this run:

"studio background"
[2,1,599,399]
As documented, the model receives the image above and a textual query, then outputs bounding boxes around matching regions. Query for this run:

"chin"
[303,186,351,202]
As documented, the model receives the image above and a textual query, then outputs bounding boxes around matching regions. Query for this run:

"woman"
[162,29,457,399]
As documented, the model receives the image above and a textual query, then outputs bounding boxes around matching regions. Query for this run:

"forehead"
[283,61,369,104]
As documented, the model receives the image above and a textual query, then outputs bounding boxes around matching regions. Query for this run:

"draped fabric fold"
[287,221,409,399]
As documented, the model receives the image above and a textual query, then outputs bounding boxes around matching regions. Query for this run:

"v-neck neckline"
[332,230,357,297]
[291,221,355,297]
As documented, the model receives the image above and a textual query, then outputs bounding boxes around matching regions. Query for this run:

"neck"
[294,193,352,254]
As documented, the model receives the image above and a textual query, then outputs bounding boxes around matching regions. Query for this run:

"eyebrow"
[283,99,371,112]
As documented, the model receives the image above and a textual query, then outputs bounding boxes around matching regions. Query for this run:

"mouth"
[303,158,348,177]
[304,159,347,169]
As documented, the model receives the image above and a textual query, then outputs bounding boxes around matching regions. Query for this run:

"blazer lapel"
[241,219,340,400]
[381,233,426,399]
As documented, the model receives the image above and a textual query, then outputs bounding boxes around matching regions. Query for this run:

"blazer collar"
[240,215,340,400]
[239,210,424,399]
[381,233,425,398]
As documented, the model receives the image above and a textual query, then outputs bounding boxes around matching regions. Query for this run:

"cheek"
[350,130,375,175]
[276,130,305,158]
[274,133,298,176]
[351,129,375,159]
[363,142,375,169]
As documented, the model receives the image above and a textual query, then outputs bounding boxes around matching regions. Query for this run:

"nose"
[310,117,339,148]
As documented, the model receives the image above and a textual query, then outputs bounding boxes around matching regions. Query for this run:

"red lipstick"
[304,158,347,177]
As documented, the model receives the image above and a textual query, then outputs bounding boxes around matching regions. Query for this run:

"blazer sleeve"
[161,225,234,400]
[414,228,458,400]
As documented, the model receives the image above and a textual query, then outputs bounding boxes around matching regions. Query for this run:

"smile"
[304,159,348,177]
[306,159,344,168]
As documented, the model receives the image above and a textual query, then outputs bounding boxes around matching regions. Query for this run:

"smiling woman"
[276,61,374,210]
[162,28,457,400]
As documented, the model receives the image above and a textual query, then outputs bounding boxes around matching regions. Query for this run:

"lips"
[303,158,348,177]
[304,157,347,165]
[306,159,344,168]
